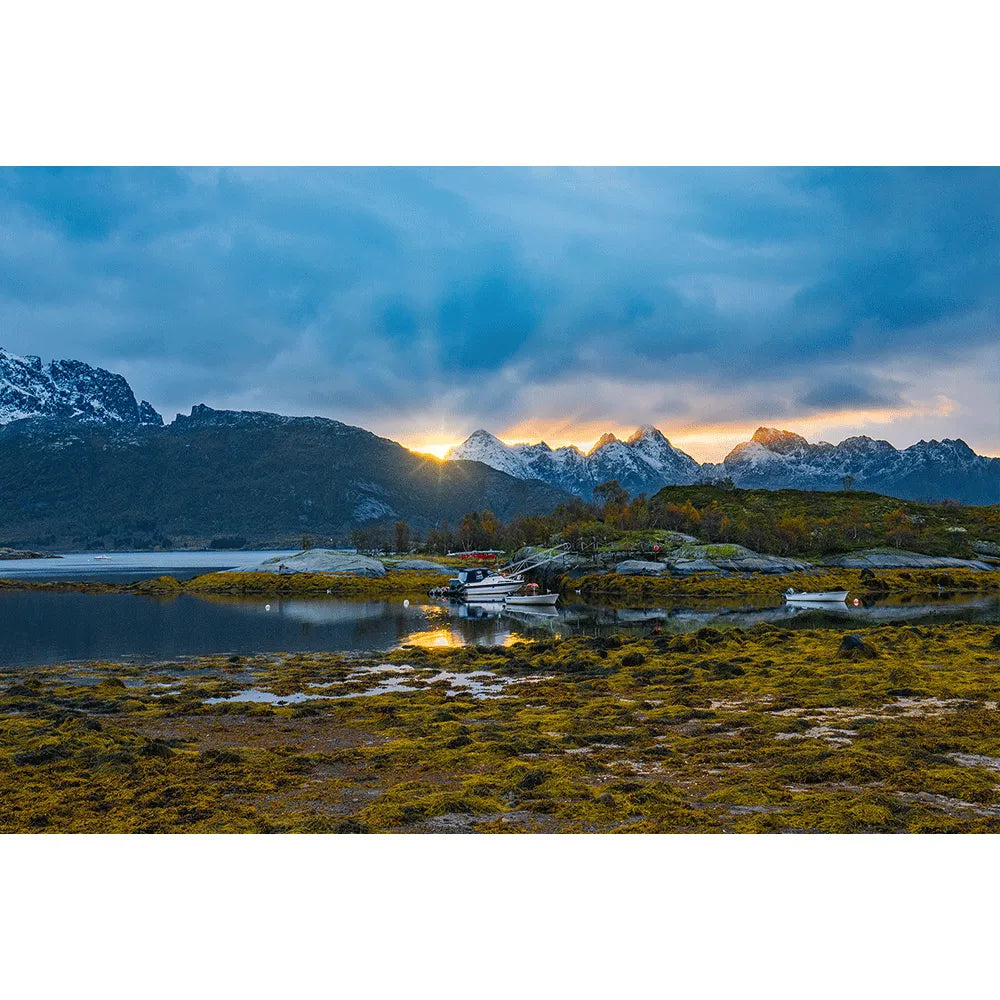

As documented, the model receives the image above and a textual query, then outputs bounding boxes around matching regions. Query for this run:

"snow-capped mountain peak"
[0,347,162,427]
[589,432,620,454]
[445,429,534,479]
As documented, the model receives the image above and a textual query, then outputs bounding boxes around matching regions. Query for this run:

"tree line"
[350,479,996,559]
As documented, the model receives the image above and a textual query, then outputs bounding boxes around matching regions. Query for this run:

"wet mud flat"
[3,624,1000,833]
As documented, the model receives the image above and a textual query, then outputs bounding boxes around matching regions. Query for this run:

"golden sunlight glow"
[670,398,957,462]
[411,443,459,459]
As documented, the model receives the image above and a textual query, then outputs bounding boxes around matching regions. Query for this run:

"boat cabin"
[452,567,495,586]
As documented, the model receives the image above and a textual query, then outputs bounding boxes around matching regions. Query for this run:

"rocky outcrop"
[819,549,995,571]
[391,559,451,574]
[228,549,387,577]
[608,543,815,577]
[615,560,670,576]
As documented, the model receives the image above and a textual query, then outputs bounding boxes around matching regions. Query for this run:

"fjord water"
[1,588,998,668]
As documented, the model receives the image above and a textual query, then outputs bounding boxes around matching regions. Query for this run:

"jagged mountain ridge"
[0,347,162,427]
[447,426,703,498]
[447,425,1000,505]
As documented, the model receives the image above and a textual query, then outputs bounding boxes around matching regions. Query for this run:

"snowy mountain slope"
[0,347,162,427]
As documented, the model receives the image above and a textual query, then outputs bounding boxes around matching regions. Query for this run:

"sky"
[1,166,997,462]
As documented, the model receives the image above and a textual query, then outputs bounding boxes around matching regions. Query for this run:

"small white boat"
[782,587,848,603]
[93,555,112,561]
[505,591,559,606]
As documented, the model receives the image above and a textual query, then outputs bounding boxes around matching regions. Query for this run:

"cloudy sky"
[1,167,997,461]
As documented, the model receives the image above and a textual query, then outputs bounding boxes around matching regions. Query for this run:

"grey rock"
[973,540,1000,557]
[392,559,451,574]
[229,549,387,577]
[820,549,995,571]
[666,558,726,576]
[615,559,670,576]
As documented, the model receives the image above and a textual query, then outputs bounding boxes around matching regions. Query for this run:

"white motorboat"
[782,587,848,603]
[448,566,524,599]
[447,543,571,602]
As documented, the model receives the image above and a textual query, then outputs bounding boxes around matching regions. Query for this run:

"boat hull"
[456,578,524,599]
[505,593,560,606]
[783,591,849,603]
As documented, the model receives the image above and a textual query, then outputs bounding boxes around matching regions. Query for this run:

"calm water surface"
[1,590,997,668]
[2,550,997,667]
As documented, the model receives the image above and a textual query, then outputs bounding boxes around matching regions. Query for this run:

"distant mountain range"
[1,347,996,551]
[447,425,1000,505]
[448,426,702,498]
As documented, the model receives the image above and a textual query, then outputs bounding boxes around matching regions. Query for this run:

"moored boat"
[448,566,524,599]
[504,583,559,606]
[782,587,848,603]
[505,591,559,606]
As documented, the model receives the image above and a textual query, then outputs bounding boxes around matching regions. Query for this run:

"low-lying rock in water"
[821,548,995,572]
[391,559,451,574]
[227,549,387,578]
[0,547,59,560]
[974,541,1000,558]
[838,634,878,660]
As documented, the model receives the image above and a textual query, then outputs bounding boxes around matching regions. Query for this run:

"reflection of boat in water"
[456,601,506,619]
[503,604,560,619]
[782,588,848,603]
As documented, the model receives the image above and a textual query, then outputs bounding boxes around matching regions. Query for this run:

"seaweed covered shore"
[0,569,449,598]
[571,567,1000,602]
[3,624,1000,833]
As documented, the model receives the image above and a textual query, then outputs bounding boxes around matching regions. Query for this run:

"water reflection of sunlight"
[403,628,463,648]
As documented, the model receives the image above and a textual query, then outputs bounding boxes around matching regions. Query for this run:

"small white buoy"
[853,598,860,606]
[403,599,410,607]
[265,603,271,611]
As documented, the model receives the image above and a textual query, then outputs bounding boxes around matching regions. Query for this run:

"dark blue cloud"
[0,166,997,453]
